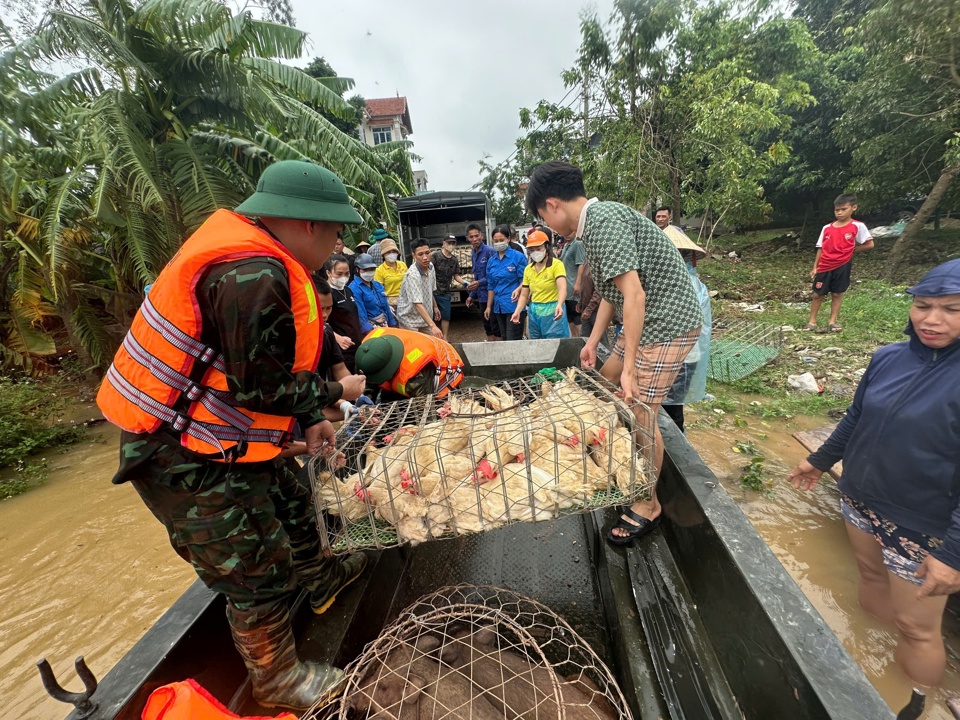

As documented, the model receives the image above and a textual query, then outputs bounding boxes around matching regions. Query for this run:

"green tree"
[484,1,815,244]
[835,0,960,277]
[302,56,365,138]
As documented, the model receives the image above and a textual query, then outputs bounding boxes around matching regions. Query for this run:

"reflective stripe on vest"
[364,327,464,399]
[97,210,322,462]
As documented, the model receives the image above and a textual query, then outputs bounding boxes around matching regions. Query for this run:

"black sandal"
[607,508,662,546]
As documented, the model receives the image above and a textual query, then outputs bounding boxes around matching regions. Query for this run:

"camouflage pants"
[125,439,342,630]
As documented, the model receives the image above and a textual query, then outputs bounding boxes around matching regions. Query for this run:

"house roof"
[365,97,412,134]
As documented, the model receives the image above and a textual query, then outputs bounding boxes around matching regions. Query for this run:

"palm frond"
[40,162,89,300]
[132,0,231,46]
[210,13,306,59]
[70,297,116,368]
[242,56,354,116]
[29,9,155,80]
[158,136,246,228]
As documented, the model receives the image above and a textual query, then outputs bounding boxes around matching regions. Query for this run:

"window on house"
[372,126,392,144]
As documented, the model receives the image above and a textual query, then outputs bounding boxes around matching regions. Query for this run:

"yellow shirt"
[374,261,408,298]
[522,258,567,303]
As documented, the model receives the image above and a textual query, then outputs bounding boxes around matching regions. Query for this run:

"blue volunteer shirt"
[485,248,527,314]
[469,243,497,303]
[349,276,396,333]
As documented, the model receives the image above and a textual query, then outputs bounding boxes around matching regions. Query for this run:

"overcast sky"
[290,0,612,192]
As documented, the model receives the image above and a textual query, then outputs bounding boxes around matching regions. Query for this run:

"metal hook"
[36,656,99,719]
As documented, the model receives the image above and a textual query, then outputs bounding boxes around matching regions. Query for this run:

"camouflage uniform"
[112,253,346,629]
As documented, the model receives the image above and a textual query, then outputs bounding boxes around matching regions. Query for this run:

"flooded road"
[0,410,195,719]
[687,409,960,718]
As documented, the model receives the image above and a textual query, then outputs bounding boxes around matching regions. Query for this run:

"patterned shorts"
[840,494,943,586]
[612,326,701,404]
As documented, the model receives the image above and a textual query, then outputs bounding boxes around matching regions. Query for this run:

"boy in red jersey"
[804,193,874,332]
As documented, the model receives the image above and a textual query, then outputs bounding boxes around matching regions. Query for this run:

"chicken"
[362,438,413,489]
[478,385,516,412]
[536,373,614,446]
[315,471,375,522]
[366,482,431,545]
[526,430,611,491]
[478,463,558,524]
[593,426,649,496]
[424,473,490,535]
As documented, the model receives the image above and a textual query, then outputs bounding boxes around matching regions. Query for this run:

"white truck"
[395,191,494,308]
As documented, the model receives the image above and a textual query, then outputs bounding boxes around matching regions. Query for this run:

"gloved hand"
[339,400,358,423]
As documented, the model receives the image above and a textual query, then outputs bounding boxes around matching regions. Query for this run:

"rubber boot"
[308,552,369,615]
[227,603,344,710]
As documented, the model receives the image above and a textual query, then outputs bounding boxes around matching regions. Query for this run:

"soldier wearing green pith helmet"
[98,161,370,711]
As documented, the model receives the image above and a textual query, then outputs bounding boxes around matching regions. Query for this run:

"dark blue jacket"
[808,326,960,568]
[469,244,496,304]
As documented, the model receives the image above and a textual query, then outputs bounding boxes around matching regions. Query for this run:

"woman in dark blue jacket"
[788,258,960,687]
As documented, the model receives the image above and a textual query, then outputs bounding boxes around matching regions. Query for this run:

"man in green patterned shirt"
[526,161,702,545]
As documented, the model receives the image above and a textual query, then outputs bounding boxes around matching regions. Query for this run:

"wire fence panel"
[305,584,632,720]
[308,368,655,555]
[707,318,784,383]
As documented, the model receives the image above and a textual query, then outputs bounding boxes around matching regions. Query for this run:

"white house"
[361,97,412,147]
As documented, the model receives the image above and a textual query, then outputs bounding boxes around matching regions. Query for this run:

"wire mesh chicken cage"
[308,367,655,555]
[305,584,632,720]
[707,318,784,383]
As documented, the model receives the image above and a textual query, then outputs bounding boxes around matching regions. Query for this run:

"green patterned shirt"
[581,201,701,344]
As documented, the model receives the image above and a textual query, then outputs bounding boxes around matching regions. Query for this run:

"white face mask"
[493,242,508,253]
[530,250,546,263]
[360,270,376,282]
[384,252,399,263]
[329,276,348,290]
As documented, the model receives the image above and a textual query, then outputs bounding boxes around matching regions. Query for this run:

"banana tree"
[7,0,412,373]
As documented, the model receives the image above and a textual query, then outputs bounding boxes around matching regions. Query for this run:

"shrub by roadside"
[0,377,85,499]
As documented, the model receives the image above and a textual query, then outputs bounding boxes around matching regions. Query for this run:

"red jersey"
[816,220,872,272]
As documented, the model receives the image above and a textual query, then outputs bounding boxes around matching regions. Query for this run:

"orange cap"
[526,230,550,247]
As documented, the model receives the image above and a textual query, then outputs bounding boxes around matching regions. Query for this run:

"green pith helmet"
[235,161,363,224]
[355,335,405,385]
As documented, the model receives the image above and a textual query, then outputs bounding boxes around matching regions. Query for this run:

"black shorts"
[813,262,852,295]
[482,309,501,337]
[565,299,581,324]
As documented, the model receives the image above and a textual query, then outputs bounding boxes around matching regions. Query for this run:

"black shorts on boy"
[812,261,852,295]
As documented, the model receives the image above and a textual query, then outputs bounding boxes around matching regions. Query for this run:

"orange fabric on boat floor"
[142,679,297,720]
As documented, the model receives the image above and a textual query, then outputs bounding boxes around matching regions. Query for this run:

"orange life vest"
[96,210,322,462]
[142,678,297,720]
[364,327,464,398]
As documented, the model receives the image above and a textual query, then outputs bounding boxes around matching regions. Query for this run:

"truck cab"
[395,191,493,308]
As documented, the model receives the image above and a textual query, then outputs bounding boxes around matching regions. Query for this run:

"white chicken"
[477,463,558,524]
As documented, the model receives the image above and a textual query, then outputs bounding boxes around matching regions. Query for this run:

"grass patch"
[696,225,960,416]
[0,377,85,499]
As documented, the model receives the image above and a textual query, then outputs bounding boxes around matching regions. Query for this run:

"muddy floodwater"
[0,412,195,719]
[687,410,960,719]
[2,386,959,718]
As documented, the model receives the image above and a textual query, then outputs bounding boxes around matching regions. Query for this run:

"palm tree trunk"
[883,163,960,279]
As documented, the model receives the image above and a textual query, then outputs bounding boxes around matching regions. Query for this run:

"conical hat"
[662,225,706,260]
